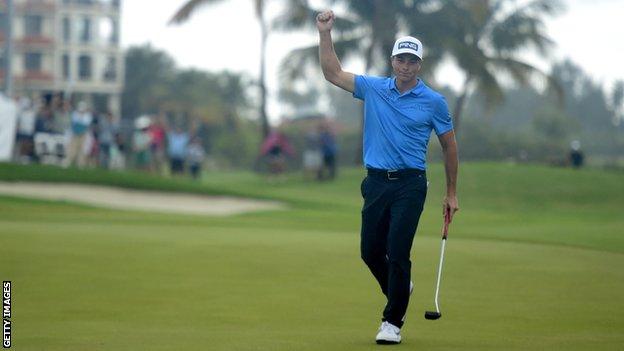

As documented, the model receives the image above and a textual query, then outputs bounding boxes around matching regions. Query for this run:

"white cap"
[135,115,152,129]
[391,36,423,60]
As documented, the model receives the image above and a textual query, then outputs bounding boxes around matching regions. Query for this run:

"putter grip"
[442,209,450,239]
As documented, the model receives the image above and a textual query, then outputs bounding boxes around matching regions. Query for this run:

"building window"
[103,56,116,81]
[99,17,112,45]
[78,17,91,43]
[96,17,119,45]
[110,19,119,44]
[25,53,42,72]
[24,15,43,37]
[63,54,70,80]
[63,17,71,43]
[78,55,91,80]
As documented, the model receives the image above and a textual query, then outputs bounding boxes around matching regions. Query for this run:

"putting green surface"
[1,162,623,350]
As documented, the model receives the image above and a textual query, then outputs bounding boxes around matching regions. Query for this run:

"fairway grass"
[1,162,623,350]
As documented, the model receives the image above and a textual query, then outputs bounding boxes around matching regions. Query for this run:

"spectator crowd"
[11,94,206,179]
[9,94,341,181]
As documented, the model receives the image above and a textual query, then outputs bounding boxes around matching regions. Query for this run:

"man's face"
[391,54,421,83]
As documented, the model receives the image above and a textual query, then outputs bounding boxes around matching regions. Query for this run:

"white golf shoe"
[374,281,412,344]
[375,321,401,344]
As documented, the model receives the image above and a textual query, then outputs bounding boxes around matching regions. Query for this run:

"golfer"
[316,10,459,344]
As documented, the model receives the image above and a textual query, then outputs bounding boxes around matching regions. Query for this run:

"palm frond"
[169,0,223,25]
[522,0,564,16]
[272,0,318,31]
[279,44,319,82]
[279,36,363,83]
[328,0,375,21]
[490,57,564,106]
[492,57,541,89]
[490,14,550,54]
[488,0,561,54]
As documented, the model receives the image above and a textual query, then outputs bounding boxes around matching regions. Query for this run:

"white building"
[0,0,123,114]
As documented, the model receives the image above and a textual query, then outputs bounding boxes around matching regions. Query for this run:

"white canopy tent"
[0,94,18,162]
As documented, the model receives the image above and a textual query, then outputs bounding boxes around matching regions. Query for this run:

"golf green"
[1,162,622,350]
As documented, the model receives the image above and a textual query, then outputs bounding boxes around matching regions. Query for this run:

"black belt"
[367,168,425,180]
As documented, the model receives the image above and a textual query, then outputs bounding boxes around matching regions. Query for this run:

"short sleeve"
[432,96,454,136]
[353,75,370,100]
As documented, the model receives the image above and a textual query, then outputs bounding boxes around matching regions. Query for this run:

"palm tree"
[170,0,275,138]
[436,0,563,131]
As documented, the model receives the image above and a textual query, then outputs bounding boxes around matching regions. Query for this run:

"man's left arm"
[438,130,459,223]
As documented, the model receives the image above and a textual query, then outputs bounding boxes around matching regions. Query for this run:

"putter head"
[424,311,442,320]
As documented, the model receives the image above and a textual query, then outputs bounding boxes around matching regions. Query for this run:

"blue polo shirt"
[353,75,453,170]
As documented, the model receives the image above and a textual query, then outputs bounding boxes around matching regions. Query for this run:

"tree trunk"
[355,1,385,166]
[354,0,397,165]
[453,76,472,133]
[355,45,376,166]
[258,4,270,139]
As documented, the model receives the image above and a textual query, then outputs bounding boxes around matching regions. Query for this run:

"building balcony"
[0,34,55,48]
[18,35,54,46]
[19,70,54,81]
[19,0,56,12]
[0,0,56,13]
[59,0,120,12]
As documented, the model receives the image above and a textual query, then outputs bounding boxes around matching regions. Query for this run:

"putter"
[425,208,450,320]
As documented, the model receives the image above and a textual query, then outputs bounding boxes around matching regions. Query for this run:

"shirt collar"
[388,77,424,96]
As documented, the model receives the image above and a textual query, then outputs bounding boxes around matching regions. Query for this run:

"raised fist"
[316,10,335,32]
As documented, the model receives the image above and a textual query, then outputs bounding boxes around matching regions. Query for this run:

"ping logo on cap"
[398,42,419,51]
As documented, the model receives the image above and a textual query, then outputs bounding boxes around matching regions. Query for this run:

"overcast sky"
[121,0,624,120]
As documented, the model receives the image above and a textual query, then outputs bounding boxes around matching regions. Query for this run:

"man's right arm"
[317,11,355,93]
